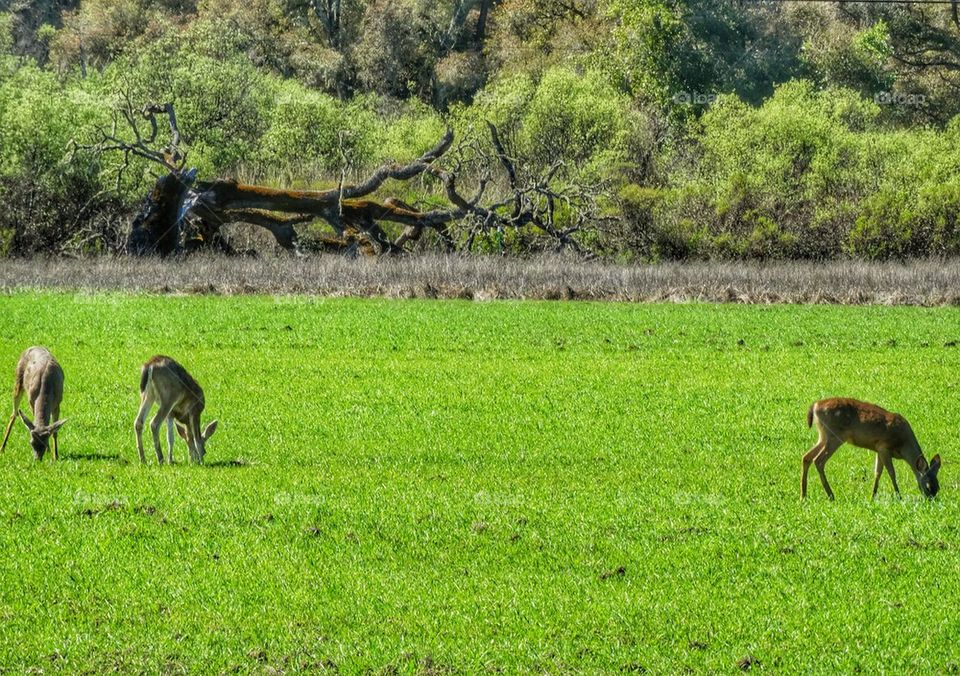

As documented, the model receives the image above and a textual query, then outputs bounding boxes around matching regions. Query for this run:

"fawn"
[135,355,217,464]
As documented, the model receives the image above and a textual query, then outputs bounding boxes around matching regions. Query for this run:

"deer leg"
[814,440,842,501]
[51,405,60,461]
[882,455,901,498]
[166,417,175,464]
[0,390,23,453]
[150,402,174,465]
[0,413,16,454]
[872,453,884,499]
[134,393,154,464]
[802,440,825,499]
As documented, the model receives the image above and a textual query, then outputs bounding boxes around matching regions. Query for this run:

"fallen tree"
[73,101,606,257]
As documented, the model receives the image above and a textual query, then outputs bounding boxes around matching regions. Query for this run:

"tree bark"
[127,130,461,256]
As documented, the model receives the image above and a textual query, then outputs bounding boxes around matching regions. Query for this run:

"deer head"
[915,454,942,498]
[18,411,67,461]
[176,419,218,464]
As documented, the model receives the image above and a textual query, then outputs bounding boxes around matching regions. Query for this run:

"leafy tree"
[791,2,960,125]
[600,0,803,111]
[353,0,435,99]
[101,26,271,175]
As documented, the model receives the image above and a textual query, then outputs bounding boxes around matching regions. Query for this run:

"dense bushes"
[0,59,126,254]
[646,82,960,260]
[466,66,631,171]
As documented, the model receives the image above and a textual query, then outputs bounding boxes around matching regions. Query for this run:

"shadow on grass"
[60,453,129,464]
[204,458,250,469]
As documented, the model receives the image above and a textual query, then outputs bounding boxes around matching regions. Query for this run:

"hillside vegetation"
[2,1,960,259]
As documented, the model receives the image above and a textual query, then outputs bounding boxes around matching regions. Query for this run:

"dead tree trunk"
[123,125,461,256]
[77,101,604,257]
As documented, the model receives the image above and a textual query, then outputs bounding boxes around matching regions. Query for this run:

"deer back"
[816,398,920,457]
[18,347,64,426]
[142,356,205,423]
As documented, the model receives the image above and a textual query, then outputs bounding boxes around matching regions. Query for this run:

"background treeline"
[2,0,960,259]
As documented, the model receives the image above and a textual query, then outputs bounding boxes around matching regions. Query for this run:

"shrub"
[256,82,377,181]
[0,63,126,254]
[368,96,447,164]
[434,50,486,108]
[470,65,631,172]
[660,81,876,258]
[353,0,434,99]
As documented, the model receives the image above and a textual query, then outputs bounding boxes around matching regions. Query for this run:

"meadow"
[1,292,959,672]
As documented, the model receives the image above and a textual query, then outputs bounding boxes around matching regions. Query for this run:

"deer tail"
[807,403,815,428]
[139,364,152,394]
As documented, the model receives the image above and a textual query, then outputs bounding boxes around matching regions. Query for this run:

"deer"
[802,398,941,500]
[135,355,217,465]
[0,347,67,461]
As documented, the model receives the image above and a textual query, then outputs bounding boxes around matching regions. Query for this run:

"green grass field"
[1,292,959,672]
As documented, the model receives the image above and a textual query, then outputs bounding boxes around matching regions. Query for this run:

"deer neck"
[900,443,925,479]
[32,375,53,427]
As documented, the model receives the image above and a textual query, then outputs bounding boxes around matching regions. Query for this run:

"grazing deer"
[0,347,67,461]
[135,355,217,465]
[802,398,941,500]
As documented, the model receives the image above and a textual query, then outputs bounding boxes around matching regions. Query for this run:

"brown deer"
[0,347,67,461]
[803,398,941,500]
[135,355,217,465]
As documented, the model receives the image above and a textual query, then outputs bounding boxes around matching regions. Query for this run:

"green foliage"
[256,83,374,180]
[35,23,56,44]
[0,12,13,56]
[856,19,893,62]
[352,0,435,99]
[254,91,446,183]
[523,67,630,169]
[0,64,121,253]
[4,0,960,259]
[594,0,681,103]
[367,96,447,164]
[601,0,804,111]
[654,80,960,260]
[0,226,13,255]
[800,20,896,110]
[103,27,272,176]
[0,66,107,178]
[472,66,630,171]
[612,183,689,260]
[485,0,606,79]
[460,70,535,138]
[848,192,915,259]
[846,144,960,259]
[48,0,159,72]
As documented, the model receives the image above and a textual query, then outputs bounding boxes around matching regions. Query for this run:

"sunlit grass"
[0,293,958,671]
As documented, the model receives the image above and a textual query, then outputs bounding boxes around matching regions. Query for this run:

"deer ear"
[175,422,188,440]
[916,456,928,472]
[930,454,942,474]
[17,410,34,431]
[202,420,218,441]
[48,418,67,434]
